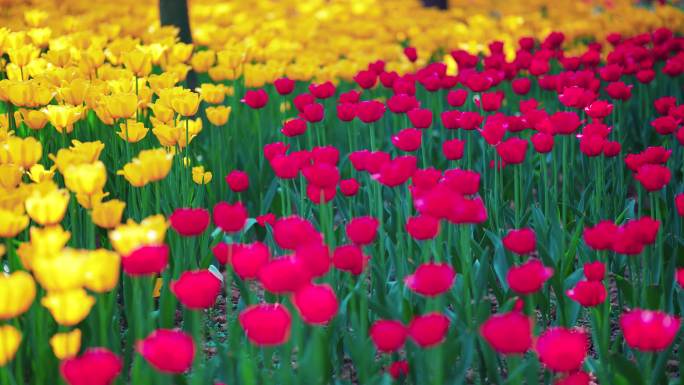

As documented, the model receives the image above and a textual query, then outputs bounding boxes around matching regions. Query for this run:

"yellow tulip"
[149,102,175,124]
[29,225,71,258]
[20,109,49,130]
[49,329,81,360]
[7,45,40,67]
[42,104,82,134]
[3,136,42,170]
[26,164,55,183]
[117,120,148,143]
[83,249,120,293]
[0,164,23,189]
[57,78,90,106]
[205,106,231,126]
[49,140,104,174]
[190,49,216,73]
[32,248,87,292]
[117,161,148,187]
[0,271,36,319]
[104,93,138,120]
[170,91,200,117]
[24,184,70,226]
[63,161,107,196]
[108,214,167,255]
[170,42,194,63]
[75,190,108,210]
[122,49,152,77]
[41,289,95,327]
[147,72,178,95]
[198,83,227,104]
[0,209,29,238]
[192,166,212,185]
[137,148,173,182]
[91,199,125,229]
[0,325,21,366]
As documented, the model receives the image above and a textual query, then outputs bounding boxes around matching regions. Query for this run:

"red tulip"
[651,116,678,135]
[496,137,528,164]
[295,241,330,278]
[337,102,356,121]
[654,96,676,115]
[122,245,169,276]
[405,263,455,297]
[603,141,621,157]
[369,320,407,353]
[677,268,684,287]
[281,118,308,137]
[376,155,417,187]
[408,313,450,348]
[620,309,681,352]
[356,100,386,123]
[171,270,222,309]
[463,72,493,92]
[599,64,623,82]
[535,327,588,372]
[635,164,671,192]
[169,208,210,236]
[309,81,335,99]
[405,215,440,240]
[478,91,504,111]
[256,213,276,227]
[61,348,122,385]
[273,216,322,250]
[583,221,618,250]
[404,46,417,62]
[507,258,553,295]
[293,93,315,111]
[447,89,468,107]
[480,312,532,355]
[676,194,684,216]
[605,81,632,101]
[502,228,536,255]
[584,100,613,121]
[213,201,247,233]
[239,304,291,346]
[354,70,377,89]
[211,242,234,264]
[263,142,289,161]
[442,138,465,160]
[339,178,360,196]
[138,329,195,374]
[303,163,340,188]
[550,111,581,135]
[312,145,339,165]
[225,170,249,192]
[579,135,605,157]
[388,360,409,379]
[241,89,268,109]
[332,244,368,275]
[531,132,554,153]
[274,78,295,95]
[346,216,379,245]
[306,183,335,204]
[583,261,605,281]
[300,102,324,123]
[292,283,338,325]
[258,256,310,294]
[512,78,531,95]
[566,280,606,307]
[554,371,592,385]
[407,108,433,129]
[391,128,422,152]
[231,242,271,279]
[458,111,483,130]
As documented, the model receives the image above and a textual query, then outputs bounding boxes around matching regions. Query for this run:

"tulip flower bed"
[2,1,684,385]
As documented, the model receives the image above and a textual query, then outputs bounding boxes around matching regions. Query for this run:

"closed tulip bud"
[191,166,212,184]
[346,216,379,245]
[225,170,249,192]
[42,289,95,326]
[213,201,247,233]
[0,271,36,319]
[83,249,120,293]
[242,89,268,109]
[339,178,359,196]
[0,325,21,366]
[138,329,195,374]
[136,148,173,182]
[205,105,231,126]
[292,283,338,325]
[20,109,48,130]
[502,228,536,254]
[60,348,122,385]
[171,92,201,117]
[50,329,82,360]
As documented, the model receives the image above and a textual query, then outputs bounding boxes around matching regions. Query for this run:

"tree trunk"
[422,0,448,9]
[159,0,196,89]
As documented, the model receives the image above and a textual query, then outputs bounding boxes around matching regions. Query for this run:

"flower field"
[1,0,684,384]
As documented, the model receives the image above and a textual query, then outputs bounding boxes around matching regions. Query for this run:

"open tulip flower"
[0,1,684,384]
